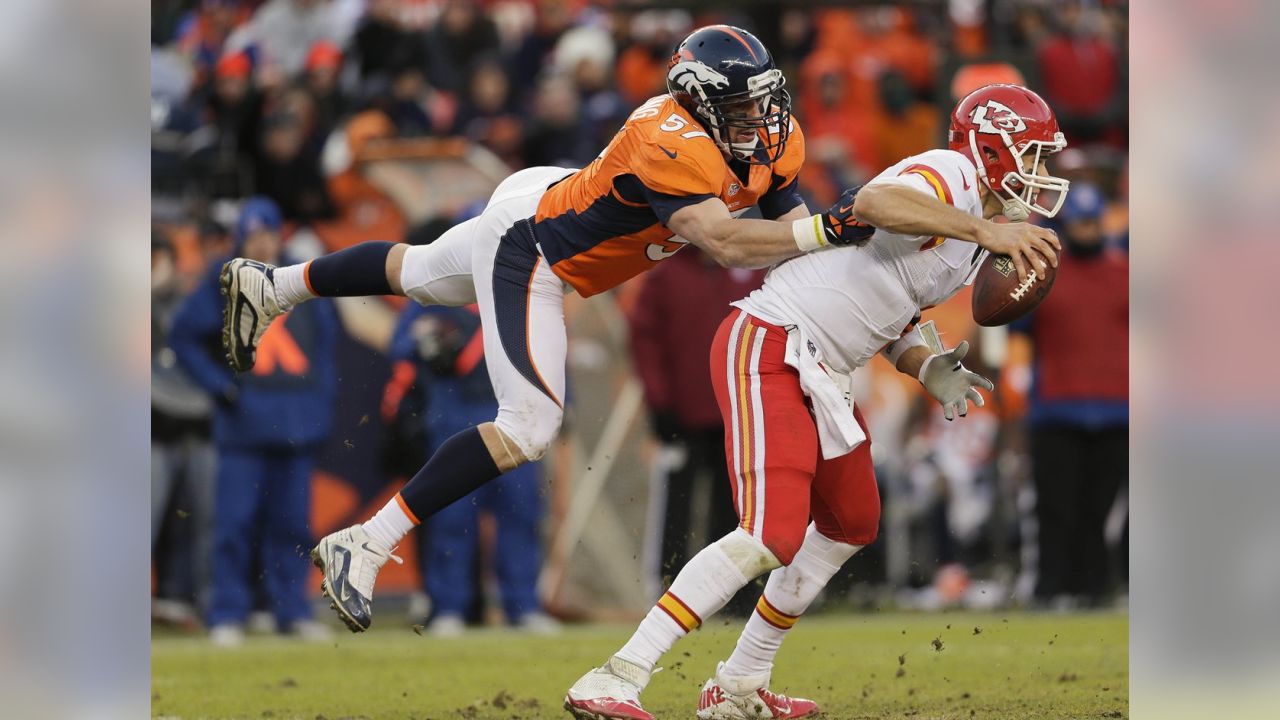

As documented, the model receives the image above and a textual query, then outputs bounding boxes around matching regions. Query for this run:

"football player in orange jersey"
[215,25,873,637]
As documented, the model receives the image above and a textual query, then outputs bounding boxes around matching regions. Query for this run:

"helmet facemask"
[691,69,791,166]
[970,128,1070,221]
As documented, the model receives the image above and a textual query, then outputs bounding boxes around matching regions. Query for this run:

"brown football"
[971,252,1058,326]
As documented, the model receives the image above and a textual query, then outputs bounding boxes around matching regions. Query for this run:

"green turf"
[152,610,1127,719]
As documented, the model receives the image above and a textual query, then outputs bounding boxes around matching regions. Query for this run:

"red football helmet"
[949,84,1069,220]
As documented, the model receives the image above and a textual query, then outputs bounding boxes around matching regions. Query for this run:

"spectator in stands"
[553,25,627,158]
[426,0,501,94]
[1012,182,1128,608]
[353,0,429,84]
[1036,1,1125,145]
[381,62,457,137]
[252,88,335,222]
[614,10,691,106]
[775,10,818,69]
[627,249,765,610]
[506,0,575,107]
[388,302,557,635]
[900,340,1008,609]
[872,69,937,172]
[205,50,258,140]
[170,197,339,646]
[457,58,523,167]
[175,0,252,82]
[521,74,594,169]
[230,0,350,79]
[303,40,348,135]
[151,228,218,628]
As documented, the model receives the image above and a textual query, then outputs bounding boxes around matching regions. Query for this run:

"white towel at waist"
[783,326,866,459]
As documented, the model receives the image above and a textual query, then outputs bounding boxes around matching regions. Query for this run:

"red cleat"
[564,657,655,720]
[696,662,819,719]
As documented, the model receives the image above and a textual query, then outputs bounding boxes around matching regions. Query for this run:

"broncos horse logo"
[667,60,730,94]
[970,100,1027,135]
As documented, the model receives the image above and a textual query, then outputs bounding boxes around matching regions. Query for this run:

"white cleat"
[219,258,283,372]
[564,656,655,720]
[696,662,819,719]
[516,611,562,635]
[208,623,245,648]
[426,614,466,637]
[310,525,402,633]
[286,619,335,642]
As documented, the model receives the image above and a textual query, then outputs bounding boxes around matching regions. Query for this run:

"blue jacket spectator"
[170,197,339,642]
[171,202,338,449]
[388,302,550,632]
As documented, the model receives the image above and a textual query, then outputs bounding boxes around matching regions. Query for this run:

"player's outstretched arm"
[668,191,872,270]
[853,182,1060,282]
[894,342,994,422]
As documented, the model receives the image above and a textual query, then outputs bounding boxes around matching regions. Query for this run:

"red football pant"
[710,309,881,565]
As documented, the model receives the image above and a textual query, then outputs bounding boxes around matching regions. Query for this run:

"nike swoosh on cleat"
[658,145,678,159]
[330,546,353,602]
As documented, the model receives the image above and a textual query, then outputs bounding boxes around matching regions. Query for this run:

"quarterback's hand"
[917,341,995,421]
[974,221,1060,282]
[821,186,876,247]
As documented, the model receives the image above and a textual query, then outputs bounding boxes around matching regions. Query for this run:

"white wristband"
[791,214,828,252]
[883,325,928,365]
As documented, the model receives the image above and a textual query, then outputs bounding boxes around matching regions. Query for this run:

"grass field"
[152,610,1127,719]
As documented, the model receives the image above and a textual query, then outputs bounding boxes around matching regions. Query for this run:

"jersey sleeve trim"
[649,191,716,225]
[899,163,954,206]
[615,173,715,226]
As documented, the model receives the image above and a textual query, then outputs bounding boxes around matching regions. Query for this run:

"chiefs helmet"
[949,84,1070,221]
[666,25,791,165]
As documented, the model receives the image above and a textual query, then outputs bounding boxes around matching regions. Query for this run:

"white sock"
[362,494,417,550]
[721,525,863,680]
[615,541,753,671]
[272,262,315,311]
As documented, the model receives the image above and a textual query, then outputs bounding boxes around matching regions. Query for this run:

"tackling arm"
[667,193,861,270]
[666,197,812,269]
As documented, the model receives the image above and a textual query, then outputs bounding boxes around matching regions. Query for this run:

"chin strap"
[1000,196,1030,222]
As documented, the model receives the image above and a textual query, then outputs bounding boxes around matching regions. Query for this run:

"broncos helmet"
[666,25,791,166]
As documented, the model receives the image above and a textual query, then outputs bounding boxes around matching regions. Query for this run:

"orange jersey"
[532,95,806,298]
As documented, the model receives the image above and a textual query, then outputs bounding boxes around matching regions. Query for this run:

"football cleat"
[563,656,654,720]
[310,525,402,633]
[696,662,819,719]
[220,258,283,373]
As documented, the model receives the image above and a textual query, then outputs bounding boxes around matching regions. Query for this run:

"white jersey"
[735,149,988,373]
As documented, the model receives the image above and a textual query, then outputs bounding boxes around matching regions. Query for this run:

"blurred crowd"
[151,0,1129,640]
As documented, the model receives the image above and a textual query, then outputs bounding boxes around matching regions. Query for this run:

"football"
[971,251,1059,326]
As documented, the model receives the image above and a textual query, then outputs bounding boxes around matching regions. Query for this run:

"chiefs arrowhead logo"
[970,100,1026,135]
[668,61,730,93]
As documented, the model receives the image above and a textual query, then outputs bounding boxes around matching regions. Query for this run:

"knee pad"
[801,523,865,569]
[713,528,783,579]
[494,403,563,461]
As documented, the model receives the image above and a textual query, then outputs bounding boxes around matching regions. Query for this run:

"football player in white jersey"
[564,84,1066,720]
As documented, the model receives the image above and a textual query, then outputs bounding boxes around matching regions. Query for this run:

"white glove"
[917,341,995,421]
